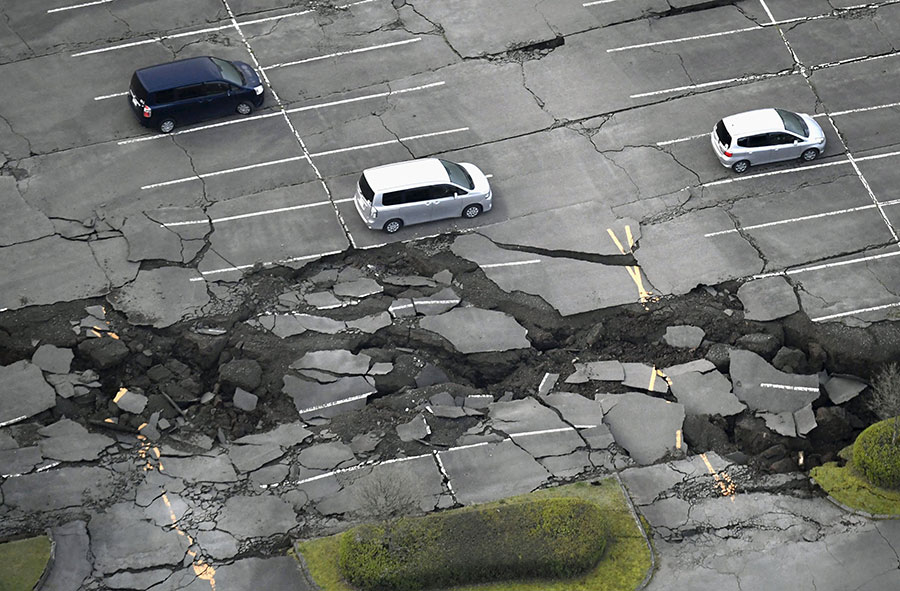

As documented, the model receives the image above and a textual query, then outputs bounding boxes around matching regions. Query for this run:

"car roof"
[135,57,221,92]
[722,108,785,136]
[363,158,450,192]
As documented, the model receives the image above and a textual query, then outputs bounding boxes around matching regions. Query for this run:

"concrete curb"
[612,472,656,590]
[34,529,56,591]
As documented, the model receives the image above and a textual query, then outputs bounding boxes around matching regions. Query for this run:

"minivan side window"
[175,84,206,100]
[430,185,459,199]
[404,187,433,203]
[382,191,405,206]
[154,89,176,104]
[204,82,230,95]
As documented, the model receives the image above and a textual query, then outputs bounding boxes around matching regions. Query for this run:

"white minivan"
[353,158,492,233]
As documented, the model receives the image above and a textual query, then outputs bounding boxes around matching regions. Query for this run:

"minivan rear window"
[440,159,474,190]
[358,173,374,202]
[130,73,149,102]
[714,120,731,147]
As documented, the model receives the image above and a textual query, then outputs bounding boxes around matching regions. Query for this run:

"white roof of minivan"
[363,158,448,192]
[722,108,784,136]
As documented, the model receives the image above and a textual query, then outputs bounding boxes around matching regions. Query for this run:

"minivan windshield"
[211,57,244,86]
[440,159,474,190]
[776,109,809,138]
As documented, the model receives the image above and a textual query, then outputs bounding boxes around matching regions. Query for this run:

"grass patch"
[811,462,900,516]
[0,535,52,591]
[295,479,651,591]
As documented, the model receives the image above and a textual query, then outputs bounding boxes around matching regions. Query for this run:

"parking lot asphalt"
[4,0,900,324]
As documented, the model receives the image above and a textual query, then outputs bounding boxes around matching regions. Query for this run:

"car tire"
[236,102,253,115]
[462,204,482,219]
[732,160,750,174]
[383,219,403,234]
[801,148,819,162]
[159,119,176,133]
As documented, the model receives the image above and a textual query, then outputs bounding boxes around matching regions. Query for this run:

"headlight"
[254,84,264,95]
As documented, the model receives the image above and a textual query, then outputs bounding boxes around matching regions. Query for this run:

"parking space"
[2,0,899,322]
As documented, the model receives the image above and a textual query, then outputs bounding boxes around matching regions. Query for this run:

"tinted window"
[776,109,809,138]
[175,84,206,100]
[211,57,244,86]
[769,132,797,145]
[430,184,459,199]
[205,82,229,95]
[358,174,374,202]
[714,120,731,147]
[153,89,175,104]
[440,159,474,190]
[382,190,405,206]
[404,187,432,203]
[737,134,770,148]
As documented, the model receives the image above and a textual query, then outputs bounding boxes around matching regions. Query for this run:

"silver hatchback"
[353,158,492,233]
[711,108,826,173]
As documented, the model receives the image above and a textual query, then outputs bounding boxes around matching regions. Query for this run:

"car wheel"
[462,204,482,219]
[801,148,819,162]
[732,160,750,174]
[236,102,253,115]
[383,219,403,234]
[159,119,176,133]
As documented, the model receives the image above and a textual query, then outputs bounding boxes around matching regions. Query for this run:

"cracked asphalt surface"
[2,0,900,590]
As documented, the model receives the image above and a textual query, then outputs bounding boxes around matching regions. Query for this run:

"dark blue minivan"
[128,56,265,133]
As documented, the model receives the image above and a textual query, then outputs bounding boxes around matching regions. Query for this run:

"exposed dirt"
[1,237,896,478]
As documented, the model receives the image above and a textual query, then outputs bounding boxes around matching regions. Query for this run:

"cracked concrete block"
[388,298,416,318]
[428,405,467,418]
[250,464,289,487]
[383,275,436,288]
[793,404,817,436]
[368,361,393,375]
[761,412,796,437]
[160,453,237,483]
[567,360,625,384]
[664,359,716,376]
[233,423,312,448]
[415,363,448,388]
[413,287,461,315]
[145,493,189,527]
[115,389,148,414]
[641,496,691,530]
[669,370,745,417]
[285,375,374,419]
[737,276,800,322]
[89,503,191,574]
[420,308,530,354]
[730,349,820,413]
[216,494,297,539]
[108,267,210,328]
[349,432,381,454]
[438,440,550,505]
[31,344,74,374]
[824,374,867,404]
[510,427,584,458]
[40,521,93,591]
[347,312,392,333]
[305,291,342,309]
[0,360,56,424]
[299,369,339,383]
[333,278,383,298]
[297,442,356,471]
[580,424,615,450]
[291,350,372,376]
[220,358,262,391]
[228,443,283,473]
[38,419,114,462]
[663,325,706,349]
[0,446,42,477]
[538,450,592,479]
[622,362,669,393]
[464,394,494,409]
[195,530,239,560]
[397,413,431,442]
[537,372,559,395]
[543,392,607,427]
[603,393,685,465]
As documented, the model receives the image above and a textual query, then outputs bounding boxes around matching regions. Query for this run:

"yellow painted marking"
[625,224,634,248]
[700,452,736,500]
[108,332,120,340]
[607,228,627,254]
[104,418,115,423]
[152,447,161,459]
[658,368,673,386]
[113,387,127,403]
[90,329,103,338]
[137,423,148,431]
[648,367,657,391]
[676,429,682,450]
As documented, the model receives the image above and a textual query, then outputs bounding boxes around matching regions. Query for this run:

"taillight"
[142,105,151,118]
[724,150,732,157]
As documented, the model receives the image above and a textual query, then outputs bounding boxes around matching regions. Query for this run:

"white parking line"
[94,91,129,101]
[656,133,707,147]
[704,198,900,237]
[831,100,900,116]
[811,301,900,322]
[190,249,345,280]
[609,25,762,53]
[753,250,900,279]
[295,392,373,415]
[71,0,377,57]
[116,81,445,144]
[631,70,791,99]
[140,126,469,190]
[161,198,354,227]
[702,158,849,187]
[760,383,819,392]
[583,0,622,6]
[481,259,542,269]
[263,38,421,70]
[47,0,115,13]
